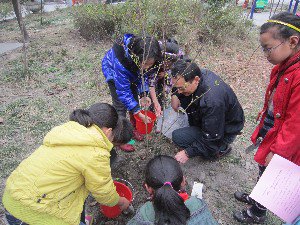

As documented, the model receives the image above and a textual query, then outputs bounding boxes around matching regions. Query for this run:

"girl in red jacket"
[233,12,300,224]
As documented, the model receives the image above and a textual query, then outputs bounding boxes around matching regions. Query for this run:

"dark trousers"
[249,165,267,216]
[5,210,86,225]
[110,148,118,166]
[107,80,139,118]
[149,78,167,113]
[172,126,236,159]
[80,204,85,223]
[5,211,29,225]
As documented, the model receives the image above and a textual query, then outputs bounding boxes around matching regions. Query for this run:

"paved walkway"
[250,12,273,26]
[1,2,68,21]
[0,42,23,55]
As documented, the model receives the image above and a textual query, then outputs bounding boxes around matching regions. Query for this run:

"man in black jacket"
[171,60,244,164]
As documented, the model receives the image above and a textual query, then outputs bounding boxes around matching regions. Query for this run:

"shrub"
[195,5,252,43]
[73,0,203,40]
[73,4,116,40]
[73,0,252,43]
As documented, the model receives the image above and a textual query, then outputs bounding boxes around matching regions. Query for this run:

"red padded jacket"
[251,51,300,166]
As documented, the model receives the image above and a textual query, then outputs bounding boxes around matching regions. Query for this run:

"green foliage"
[73,0,252,43]
[73,0,203,40]
[0,2,13,20]
[196,5,252,43]
[73,4,116,40]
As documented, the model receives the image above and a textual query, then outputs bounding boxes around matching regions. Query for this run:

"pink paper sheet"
[249,154,300,223]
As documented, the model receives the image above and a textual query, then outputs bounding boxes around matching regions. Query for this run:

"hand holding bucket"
[140,96,152,108]
[134,110,156,134]
[100,179,134,218]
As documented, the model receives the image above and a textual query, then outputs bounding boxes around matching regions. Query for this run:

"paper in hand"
[249,154,300,223]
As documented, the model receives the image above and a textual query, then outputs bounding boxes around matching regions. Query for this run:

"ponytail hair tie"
[163,182,173,188]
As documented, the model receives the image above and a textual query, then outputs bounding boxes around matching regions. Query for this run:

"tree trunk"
[12,0,29,42]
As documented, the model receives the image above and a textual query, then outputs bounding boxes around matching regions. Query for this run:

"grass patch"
[0,146,24,179]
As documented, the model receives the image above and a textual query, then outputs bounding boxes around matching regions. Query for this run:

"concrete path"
[0,42,23,56]
[251,12,272,26]
[0,3,67,56]
[1,2,68,21]
[43,2,68,12]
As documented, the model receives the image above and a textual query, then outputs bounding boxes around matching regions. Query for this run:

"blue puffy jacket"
[102,34,149,113]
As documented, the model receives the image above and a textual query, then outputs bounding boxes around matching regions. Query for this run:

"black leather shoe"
[234,191,255,205]
[217,145,232,158]
[233,209,266,224]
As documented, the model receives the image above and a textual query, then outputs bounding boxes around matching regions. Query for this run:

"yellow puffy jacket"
[2,121,119,225]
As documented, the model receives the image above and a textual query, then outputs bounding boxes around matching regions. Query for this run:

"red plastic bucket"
[134,110,156,134]
[100,181,133,218]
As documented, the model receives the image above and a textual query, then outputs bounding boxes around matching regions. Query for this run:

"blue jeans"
[172,126,236,158]
[5,210,86,225]
[5,211,28,225]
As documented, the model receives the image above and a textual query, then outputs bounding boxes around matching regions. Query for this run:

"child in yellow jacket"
[2,103,133,225]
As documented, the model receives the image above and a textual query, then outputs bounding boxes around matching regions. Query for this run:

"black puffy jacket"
[177,69,244,142]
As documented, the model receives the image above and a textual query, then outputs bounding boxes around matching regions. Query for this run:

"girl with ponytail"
[3,103,133,225]
[127,155,218,225]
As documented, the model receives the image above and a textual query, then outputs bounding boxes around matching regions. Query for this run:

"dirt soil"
[0,8,282,225]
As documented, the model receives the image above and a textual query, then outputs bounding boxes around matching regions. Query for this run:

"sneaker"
[133,129,144,141]
[234,191,255,205]
[119,144,135,152]
[233,209,266,224]
[85,215,93,225]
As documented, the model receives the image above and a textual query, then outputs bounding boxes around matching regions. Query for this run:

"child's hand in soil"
[140,96,151,108]
[117,196,130,211]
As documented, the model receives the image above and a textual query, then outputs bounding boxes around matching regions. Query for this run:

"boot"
[233,209,267,224]
[234,191,255,205]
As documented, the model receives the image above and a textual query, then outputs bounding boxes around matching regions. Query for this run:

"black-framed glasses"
[261,41,284,54]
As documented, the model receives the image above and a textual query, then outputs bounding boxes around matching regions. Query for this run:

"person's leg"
[129,83,145,142]
[80,203,85,223]
[5,210,29,225]
[110,147,126,169]
[248,166,267,216]
[107,80,127,118]
[156,78,164,107]
[128,83,140,127]
[172,126,203,150]
[110,147,118,166]
[173,126,231,159]
[149,79,164,113]
[233,166,267,223]
[173,126,210,163]
[107,81,136,151]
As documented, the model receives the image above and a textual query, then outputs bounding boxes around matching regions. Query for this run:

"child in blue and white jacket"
[102,34,162,151]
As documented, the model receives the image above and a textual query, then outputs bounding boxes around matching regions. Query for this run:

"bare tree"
[12,0,29,42]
